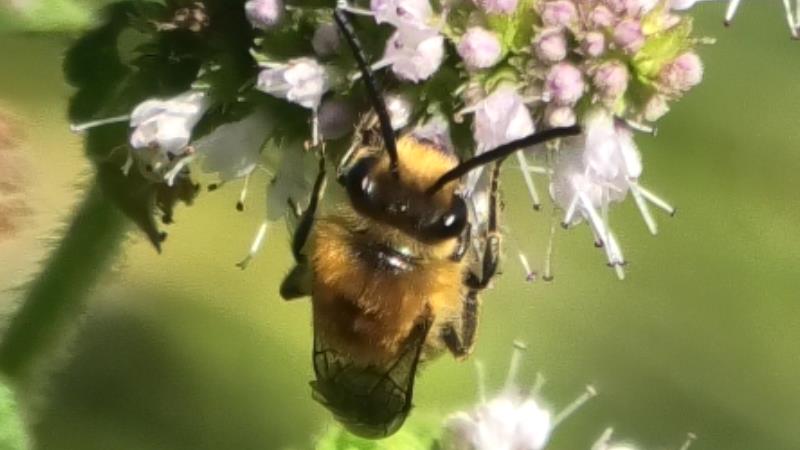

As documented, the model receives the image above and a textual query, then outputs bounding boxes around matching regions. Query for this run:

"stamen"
[530,372,546,395]
[474,359,487,404]
[578,192,610,245]
[552,385,597,427]
[679,433,698,450]
[517,251,537,282]
[336,1,374,16]
[121,154,134,176]
[237,173,251,212]
[562,193,579,227]
[526,165,553,175]
[724,0,742,26]
[237,220,268,269]
[311,108,320,147]
[630,183,658,235]
[605,232,626,280]
[623,119,656,136]
[781,0,799,37]
[593,427,615,449]
[504,341,527,391]
[635,183,676,216]
[70,114,130,133]
[164,153,197,186]
[516,152,541,209]
[543,212,557,281]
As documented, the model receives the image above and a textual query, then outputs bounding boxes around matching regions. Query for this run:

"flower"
[370,0,434,30]
[589,5,615,28]
[458,27,503,70]
[472,86,534,151]
[544,63,585,106]
[129,90,210,156]
[643,94,670,122]
[583,31,606,58]
[312,23,341,57]
[592,60,629,102]
[256,58,330,110]
[660,52,703,92]
[613,19,645,54]
[379,29,444,82]
[244,0,283,29]
[548,111,676,278]
[534,28,568,63]
[540,0,577,28]
[195,106,273,181]
[442,342,596,450]
[385,92,414,129]
[471,0,519,15]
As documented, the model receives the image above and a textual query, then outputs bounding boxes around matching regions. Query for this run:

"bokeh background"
[1,2,799,449]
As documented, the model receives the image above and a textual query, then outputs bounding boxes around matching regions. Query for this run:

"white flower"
[256,58,330,110]
[458,27,503,69]
[548,112,676,278]
[442,342,596,450]
[379,28,444,82]
[472,86,534,151]
[470,86,536,202]
[370,0,434,30]
[245,0,283,29]
[129,90,209,156]
[195,106,273,181]
[385,92,414,129]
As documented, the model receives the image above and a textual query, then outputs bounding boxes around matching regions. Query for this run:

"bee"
[278,9,580,439]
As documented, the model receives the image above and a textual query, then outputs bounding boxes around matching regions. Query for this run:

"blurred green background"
[1,2,800,449]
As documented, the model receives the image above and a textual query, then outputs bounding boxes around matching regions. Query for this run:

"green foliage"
[0,0,94,33]
[315,420,442,450]
[0,380,27,450]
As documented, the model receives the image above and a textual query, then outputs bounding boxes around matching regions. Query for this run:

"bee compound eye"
[345,156,380,212]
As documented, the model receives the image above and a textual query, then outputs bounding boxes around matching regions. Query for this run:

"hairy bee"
[278,10,580,439]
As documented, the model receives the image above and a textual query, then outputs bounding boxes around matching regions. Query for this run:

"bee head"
[343,144,468,243]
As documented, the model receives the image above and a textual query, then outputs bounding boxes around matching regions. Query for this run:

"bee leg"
[290,156,327,261]
[441,289,479,359]
[280,157,327,301]
[443,162,502,357]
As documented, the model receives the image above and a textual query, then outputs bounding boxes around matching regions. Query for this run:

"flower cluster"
[68,0,708,273]
[441,343,696,450]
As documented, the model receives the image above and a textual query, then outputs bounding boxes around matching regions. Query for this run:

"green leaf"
[0,380,27,450]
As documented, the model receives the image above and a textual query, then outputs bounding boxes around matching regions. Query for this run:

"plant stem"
[0,180,128,381]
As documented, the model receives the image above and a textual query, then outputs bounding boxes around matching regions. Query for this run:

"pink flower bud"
[545,105,576,127]
[613,19,645,54]
[588,5,615,28]
[534,28,568,63]
[541,1,577,27]
[643,94,670,121]
[245,0,283,29]
[582,31,606,57]
[593,61,629,101]
[660,52,703,91]
[312,23,341,57]
[472,0,519,15]
[457,27,503,69]
[545,63,585,106]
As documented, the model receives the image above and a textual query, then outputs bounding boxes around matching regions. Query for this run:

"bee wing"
[310,316,432,439]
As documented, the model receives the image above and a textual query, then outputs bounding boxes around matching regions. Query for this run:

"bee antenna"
[333,9,400,178]
[425,126,581,195]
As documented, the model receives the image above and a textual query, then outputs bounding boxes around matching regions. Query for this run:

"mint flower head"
[380,29,445,82]
[129,91,209,156]
[256,58,330,110]
[442,342,597,450]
